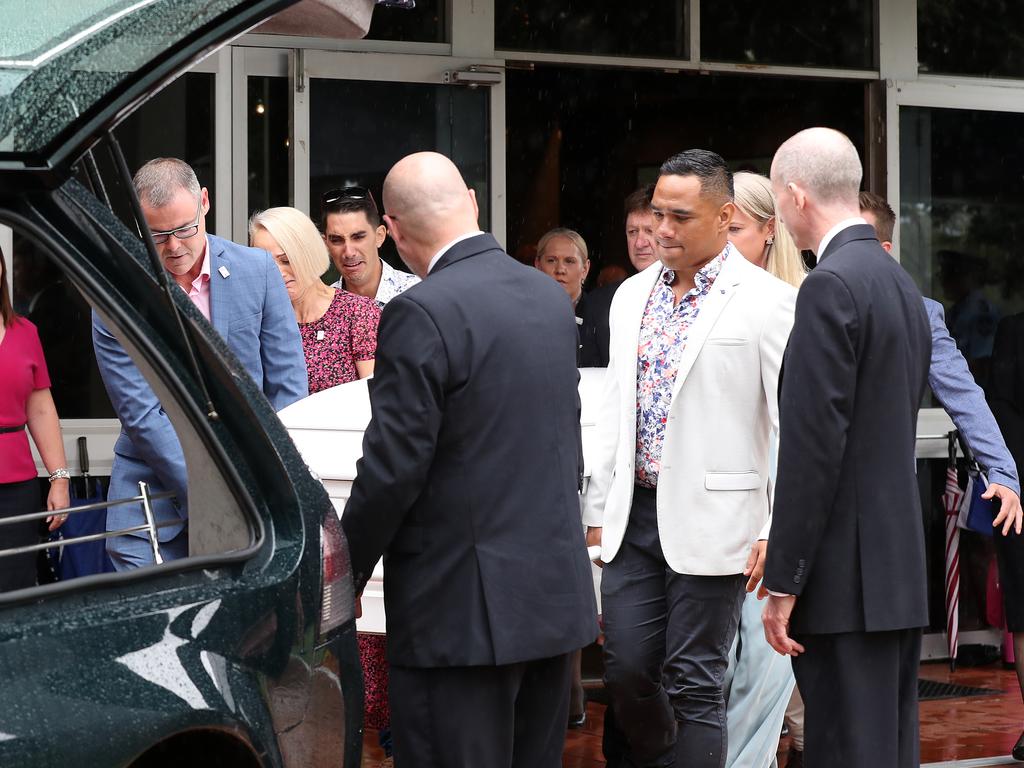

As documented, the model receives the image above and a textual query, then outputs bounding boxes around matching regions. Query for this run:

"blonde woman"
[730,171,807,288]
[250,207,380,393]
[724,171,803,768]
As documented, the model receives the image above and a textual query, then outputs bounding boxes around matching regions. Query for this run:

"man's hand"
[744,539,767,596]
[762,594,805,657]
[586,526,603,568]
[985,483,1024,535]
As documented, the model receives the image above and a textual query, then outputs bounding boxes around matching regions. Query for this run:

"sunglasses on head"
[321,186,378,212]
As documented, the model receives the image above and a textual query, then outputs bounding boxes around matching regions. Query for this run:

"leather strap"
[0,423,26,434]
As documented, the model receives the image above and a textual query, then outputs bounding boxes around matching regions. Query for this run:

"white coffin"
[278,368,607,634]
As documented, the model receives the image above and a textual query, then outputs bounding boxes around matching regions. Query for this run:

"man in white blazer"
[584,149,796,768]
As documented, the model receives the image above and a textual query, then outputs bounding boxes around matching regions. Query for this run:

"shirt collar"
[816,217,867,258]
[186,236,212,291]
[427,231,485,275]
[659,241,731,291]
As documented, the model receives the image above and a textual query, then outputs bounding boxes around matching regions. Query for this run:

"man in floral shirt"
[584,149,796,768]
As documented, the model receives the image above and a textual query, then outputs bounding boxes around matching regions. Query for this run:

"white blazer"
[582,250,796,575]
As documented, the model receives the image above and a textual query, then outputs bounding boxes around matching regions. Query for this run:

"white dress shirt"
[816,217,868,257]
[428,231,485,274]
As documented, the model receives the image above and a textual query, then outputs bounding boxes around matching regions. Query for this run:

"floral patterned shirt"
[300,289,381,394]
[332,259,420,308]
[634,244,731,487]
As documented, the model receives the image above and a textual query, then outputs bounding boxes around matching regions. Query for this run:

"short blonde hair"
[733,172,806,288]
[537,227,589,263]
[249,207,329,290]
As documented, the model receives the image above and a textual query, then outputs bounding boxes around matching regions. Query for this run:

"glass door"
[888,81,1024,656]
[298,51,502,272]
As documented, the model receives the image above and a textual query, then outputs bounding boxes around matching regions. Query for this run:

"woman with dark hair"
[0,248,69,591]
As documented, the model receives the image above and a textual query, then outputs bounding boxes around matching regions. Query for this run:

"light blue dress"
[724,439,794,768]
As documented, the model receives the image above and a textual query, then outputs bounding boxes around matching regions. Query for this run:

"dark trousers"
[0,479,40,592]
[389,652,573,768]
[793,628,921,768]
[601,486,745,768]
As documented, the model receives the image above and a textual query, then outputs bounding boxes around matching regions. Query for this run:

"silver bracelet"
[48,468,71,482]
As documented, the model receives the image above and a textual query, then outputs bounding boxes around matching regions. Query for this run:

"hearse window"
[0,220,255,594]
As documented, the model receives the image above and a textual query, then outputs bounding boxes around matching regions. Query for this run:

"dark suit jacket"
[764,224,931,635]
[576,281,621,368]
[342,233,599,668]
[989,313,1024,475]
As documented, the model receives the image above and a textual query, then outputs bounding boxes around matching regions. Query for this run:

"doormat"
[918,679,1002,701]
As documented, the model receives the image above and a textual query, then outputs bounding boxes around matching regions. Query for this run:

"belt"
[0,424,26,434]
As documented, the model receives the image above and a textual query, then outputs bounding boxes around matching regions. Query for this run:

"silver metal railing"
[0,482,176,565]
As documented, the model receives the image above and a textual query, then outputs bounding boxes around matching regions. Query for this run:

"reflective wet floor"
[361,663,1024,767]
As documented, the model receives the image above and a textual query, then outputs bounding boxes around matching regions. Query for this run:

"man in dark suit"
[762,128,932,768]
[341,151,598,768]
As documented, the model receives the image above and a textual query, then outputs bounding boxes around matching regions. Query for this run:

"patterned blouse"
[299,289,381,394]
[634,244,731,488]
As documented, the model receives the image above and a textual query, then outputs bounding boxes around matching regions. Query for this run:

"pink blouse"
[299,289,381,394]
[0,318,51,484]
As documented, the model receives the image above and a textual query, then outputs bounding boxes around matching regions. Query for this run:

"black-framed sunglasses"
[321,186,378,213]
[149,198,202,245]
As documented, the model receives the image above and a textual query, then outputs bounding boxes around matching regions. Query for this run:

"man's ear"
[383,214,400,245]
[720,201,736,230]
[375,224,387,249]
[200,187,211,216]
[881,240,894,253]
[469,188,480,222]
[788,183,806,212]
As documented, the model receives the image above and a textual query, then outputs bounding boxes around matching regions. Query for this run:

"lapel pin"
[218,265,230,278]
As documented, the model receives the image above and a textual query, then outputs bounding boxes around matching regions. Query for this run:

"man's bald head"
[382,152,480,277]
[771,127,862,208]
[769,128,863,251]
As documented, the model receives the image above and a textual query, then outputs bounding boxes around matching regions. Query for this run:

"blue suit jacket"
[94,235,308,544]
[926,297,1020,493]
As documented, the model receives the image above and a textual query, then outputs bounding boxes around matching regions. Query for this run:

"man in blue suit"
[93,158,308,570]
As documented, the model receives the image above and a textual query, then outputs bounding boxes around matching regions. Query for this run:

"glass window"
[918,0,1024,78]
[248,76,290,217]
[700,0,875,70]
[309,78,489,276]
[366,2,448,43]
[495,0,688,58]
[899,106,1024,386]
[506,66,865,278]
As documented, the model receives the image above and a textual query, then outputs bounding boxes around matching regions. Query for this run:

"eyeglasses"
[149,198,202,245]
[321,186,378,213]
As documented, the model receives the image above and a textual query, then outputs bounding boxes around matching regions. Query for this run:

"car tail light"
[319,509,353,641]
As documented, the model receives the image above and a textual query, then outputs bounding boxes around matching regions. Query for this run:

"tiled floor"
[361,662,1024,767]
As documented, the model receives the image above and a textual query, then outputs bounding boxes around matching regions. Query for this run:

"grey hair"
[133,157,201,207]
[772,128,862,207]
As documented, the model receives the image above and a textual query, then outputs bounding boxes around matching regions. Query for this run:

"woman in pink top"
[0,250,69,591]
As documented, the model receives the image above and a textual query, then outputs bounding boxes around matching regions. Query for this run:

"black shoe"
[1013,728,1024,761]
[785,747,804,768]
[568,710,587,729]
